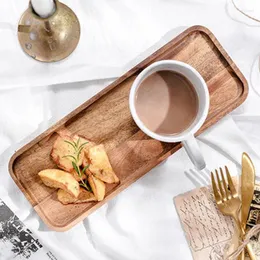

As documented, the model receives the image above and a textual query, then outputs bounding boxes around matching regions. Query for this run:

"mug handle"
[182,135,206,170]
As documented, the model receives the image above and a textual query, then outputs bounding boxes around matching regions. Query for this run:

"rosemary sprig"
[63,138,91,191]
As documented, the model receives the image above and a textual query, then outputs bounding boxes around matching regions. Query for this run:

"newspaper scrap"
[0,198,58,260]
[248,184,260,227]
[174,180,260,260]
[246,183,260,257]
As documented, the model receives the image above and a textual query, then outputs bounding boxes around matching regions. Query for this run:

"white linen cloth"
[1,0,260,259]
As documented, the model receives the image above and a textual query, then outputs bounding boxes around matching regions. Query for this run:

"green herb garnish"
[63,138,91,191]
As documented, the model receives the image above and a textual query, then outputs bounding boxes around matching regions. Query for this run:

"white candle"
[31,0,56,18]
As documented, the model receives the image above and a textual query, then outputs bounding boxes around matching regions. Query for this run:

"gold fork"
[211,166,255,260]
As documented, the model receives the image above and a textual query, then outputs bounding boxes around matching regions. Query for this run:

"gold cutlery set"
[211,153,256,259]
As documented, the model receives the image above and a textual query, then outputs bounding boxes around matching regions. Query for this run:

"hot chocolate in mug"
[129,60,209,170]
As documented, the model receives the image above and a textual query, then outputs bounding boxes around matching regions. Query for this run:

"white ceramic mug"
[129,60,209,170]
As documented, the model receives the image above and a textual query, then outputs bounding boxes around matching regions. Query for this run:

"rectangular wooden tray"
[9,26,248,231]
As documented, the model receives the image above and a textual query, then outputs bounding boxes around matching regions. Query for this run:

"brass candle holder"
[18,0,81,62]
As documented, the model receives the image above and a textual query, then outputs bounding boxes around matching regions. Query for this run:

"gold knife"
[240,152,256,260]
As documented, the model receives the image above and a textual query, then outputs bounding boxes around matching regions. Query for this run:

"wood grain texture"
[9,26,248,231]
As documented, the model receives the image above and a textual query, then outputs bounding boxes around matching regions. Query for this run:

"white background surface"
[1,0,260,259]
